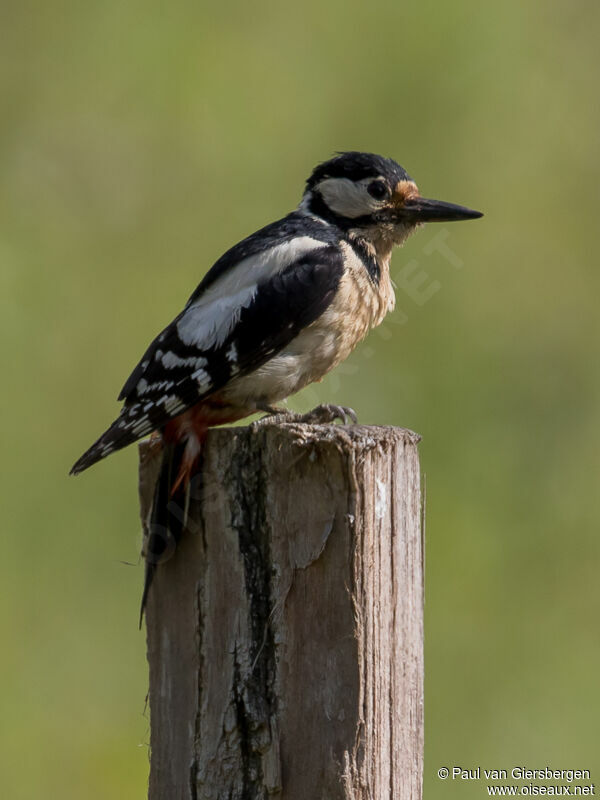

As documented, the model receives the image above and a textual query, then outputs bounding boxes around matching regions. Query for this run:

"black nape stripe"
[305,194,380,285]
[345,236,380,286]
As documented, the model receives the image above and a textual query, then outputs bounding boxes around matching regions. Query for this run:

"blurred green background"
[2,0,599,797]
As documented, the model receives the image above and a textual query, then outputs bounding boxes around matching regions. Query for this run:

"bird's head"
[302,151,482,253]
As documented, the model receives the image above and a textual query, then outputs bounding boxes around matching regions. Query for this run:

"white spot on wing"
[161,352,207,369]
[226,342,238,363]
[192,367,211,388]
[132,417,151,435]
[138,379,173,395]
[164,395,184,414]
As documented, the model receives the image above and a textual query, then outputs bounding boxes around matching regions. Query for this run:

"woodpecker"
[71,151,482,618]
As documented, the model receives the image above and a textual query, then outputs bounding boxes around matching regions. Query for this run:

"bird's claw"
[252,403,358,428]
[297,403,358,425]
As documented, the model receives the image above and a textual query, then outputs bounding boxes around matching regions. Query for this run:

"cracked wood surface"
[139,423,423,800]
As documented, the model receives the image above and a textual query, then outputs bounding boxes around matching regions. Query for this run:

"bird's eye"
[367,180,389,201]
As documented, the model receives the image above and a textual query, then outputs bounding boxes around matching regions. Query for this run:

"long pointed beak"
[402,196,483,222]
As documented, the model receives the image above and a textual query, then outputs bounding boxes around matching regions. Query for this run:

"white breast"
[221,242,395,408]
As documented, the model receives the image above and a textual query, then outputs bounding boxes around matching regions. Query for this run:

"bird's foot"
[251,405,301,428]
[296,403,358,425]
[252,403,357,428]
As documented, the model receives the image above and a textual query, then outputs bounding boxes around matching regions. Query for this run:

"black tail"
[70,404,157,476]
[139,440,189,627]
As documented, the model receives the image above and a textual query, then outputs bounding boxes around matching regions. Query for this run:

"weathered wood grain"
[139,423,423,800]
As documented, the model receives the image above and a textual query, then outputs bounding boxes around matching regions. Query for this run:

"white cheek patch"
[316,177,383,219]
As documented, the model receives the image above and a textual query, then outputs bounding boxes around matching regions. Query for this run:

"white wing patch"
[176,237,328,350]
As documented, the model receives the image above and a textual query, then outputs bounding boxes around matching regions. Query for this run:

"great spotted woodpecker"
[71,151,482,618]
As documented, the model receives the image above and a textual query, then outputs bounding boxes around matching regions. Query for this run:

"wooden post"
[139,423,423,800]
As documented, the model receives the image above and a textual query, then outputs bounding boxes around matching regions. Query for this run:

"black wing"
[70,241,343,474]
